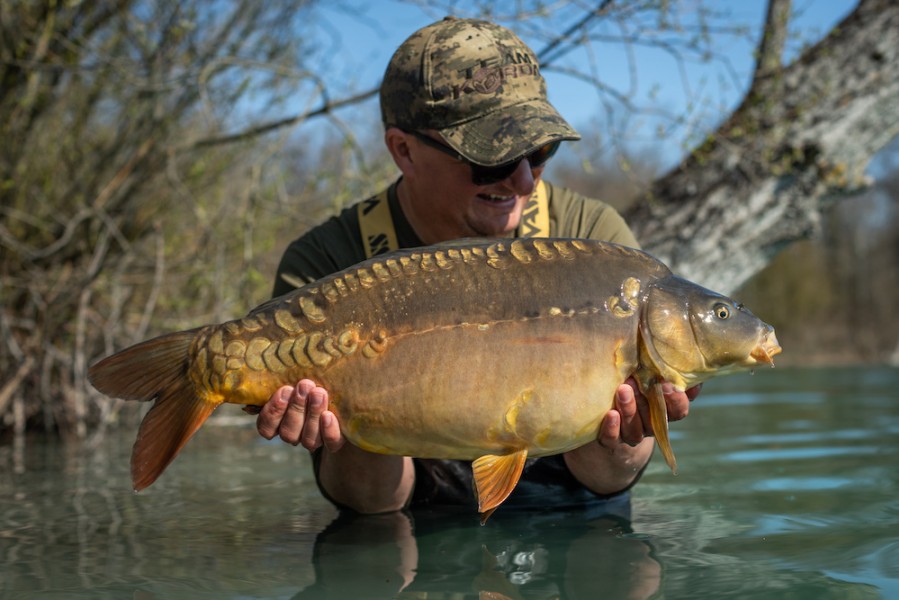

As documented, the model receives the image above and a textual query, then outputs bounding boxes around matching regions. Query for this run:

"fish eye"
[713,303,731,320]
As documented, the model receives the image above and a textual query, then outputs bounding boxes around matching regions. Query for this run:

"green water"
[1,367,897,599]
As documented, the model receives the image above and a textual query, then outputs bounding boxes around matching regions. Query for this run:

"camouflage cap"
[380,17,580,167]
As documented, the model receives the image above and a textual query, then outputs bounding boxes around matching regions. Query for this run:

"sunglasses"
[406,130,561,186]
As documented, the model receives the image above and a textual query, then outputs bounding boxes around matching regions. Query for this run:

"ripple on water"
[750,476,859,492]
[739,428,881,445]
[723,445,885,463]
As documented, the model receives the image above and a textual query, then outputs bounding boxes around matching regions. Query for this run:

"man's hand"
[257,376,701,507]
[256,379,345,454]
[256,379,414,512]
[564,378,702,496]
[598,378,701,450]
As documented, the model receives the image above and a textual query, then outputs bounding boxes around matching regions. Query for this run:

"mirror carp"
[89,238,781,522]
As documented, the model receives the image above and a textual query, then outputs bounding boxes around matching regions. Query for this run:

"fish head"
[639,276,782,390]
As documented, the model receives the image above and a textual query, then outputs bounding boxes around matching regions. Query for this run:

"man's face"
[399,130,547,244]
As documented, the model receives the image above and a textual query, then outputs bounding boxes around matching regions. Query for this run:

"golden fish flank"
[298,295,326,323]
[240,316,263,332]
[552,240,577,259]
[416,252,438,272]
[608,277,642,318]
[357,267,378,287]
[204,314,368,382]
[290,334,312,368]
[486,243,511,269]
[87,237,781,522]
[320,282,341,304]
[276,336,296,368]
[532,239,557,260]
[331,276,350,297]
[274,309,302,333]
[362,330,389,359]
[509,240,534,263]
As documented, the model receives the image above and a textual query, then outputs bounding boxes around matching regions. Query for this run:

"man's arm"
[256,381,415,513]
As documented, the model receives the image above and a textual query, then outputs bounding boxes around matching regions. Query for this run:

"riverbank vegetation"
[2,0,897,440]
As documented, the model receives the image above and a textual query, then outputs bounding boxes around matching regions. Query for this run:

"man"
[256,17,699,514]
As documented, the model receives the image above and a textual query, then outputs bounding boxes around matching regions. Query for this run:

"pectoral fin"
[648,383,678,474]
[472,449,528,524]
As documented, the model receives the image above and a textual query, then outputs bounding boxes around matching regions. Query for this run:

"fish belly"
[320,314,635,459]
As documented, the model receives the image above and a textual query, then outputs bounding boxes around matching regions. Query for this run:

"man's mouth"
[477,193,516,205]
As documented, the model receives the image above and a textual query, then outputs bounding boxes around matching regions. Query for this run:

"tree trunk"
[625,0,899,294]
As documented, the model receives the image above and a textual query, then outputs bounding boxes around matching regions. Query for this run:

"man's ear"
[384,127,415,176]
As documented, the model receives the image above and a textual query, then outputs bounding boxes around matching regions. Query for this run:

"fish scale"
[88,237,781,522]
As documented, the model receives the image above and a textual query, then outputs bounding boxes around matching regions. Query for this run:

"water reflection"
[293,499,661,600]
[1,367,898,599]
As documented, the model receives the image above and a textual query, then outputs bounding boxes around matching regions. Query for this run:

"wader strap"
[358,180,550,256]
[518,180,550,238]
[358,189,399,258]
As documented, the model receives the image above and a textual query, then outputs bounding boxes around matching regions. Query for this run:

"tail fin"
[88,329,200,401]
[88,329,220,490]
[130,379,218,491]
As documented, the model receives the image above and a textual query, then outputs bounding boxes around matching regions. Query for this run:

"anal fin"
[472,449,528,525]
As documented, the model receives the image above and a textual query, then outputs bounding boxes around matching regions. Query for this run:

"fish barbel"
[89,238,781,521]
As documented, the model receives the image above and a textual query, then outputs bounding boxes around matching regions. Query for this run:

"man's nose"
[502,159,537,196]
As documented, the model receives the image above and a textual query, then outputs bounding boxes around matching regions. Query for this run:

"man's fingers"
[257,386,291,440]
[299,386,329,450]
[256,379,343,452]
[616,383,646,445]
[598,409,621,451]
[277,383,313,446]
[321,411,346,453]
[661,383,690,422]
[686,383,703,402]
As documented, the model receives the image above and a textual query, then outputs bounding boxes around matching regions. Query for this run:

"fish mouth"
[750,330,782,365]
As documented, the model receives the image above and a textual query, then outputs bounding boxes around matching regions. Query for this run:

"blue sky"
[284,1,857,168]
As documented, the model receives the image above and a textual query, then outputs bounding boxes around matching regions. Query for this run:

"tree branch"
[751,0,791,98]
[189,87,380,149]
[626,0,899,293]
[190,0,617,149]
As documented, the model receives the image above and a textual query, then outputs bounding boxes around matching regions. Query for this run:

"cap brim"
[437,100,580,167]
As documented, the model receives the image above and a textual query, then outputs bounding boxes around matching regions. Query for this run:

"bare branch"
[0,356,35,417]
[190,86,380,148]
[191,0,619,149]
[537,0,615,66]
[751,0,791,94]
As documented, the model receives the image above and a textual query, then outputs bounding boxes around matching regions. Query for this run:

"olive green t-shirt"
[274,178,642,509]
[272,178,638,297]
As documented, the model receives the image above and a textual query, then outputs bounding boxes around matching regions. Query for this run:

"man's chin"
[471,203,524,235]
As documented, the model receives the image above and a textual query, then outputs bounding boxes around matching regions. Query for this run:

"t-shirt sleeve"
[271,210,366,298]
[548,183,641,250]
[581,205,640,249]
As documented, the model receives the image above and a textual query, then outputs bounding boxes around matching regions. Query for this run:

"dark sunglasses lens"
[469,141,562,185]
[528,141,561,168]
[470,163,518,185]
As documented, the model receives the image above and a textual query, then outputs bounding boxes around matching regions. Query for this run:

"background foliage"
[1,0,897,441]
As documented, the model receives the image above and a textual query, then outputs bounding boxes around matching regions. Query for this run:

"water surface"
[1,366,897,599]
